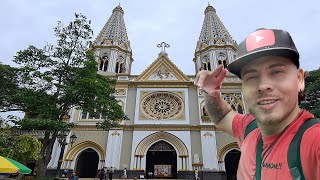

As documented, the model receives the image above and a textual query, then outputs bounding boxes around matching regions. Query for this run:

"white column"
[185,157,188,170]
[135,156,138,169]
[181,157,184,170]
[201,131,219,170]
[125,55,130,74]
[47,139,60,168]
[68,161,72,169]
[218,161,226,171]
[105,130,123,169]
[177,156,181,170]
[139,156,142,169]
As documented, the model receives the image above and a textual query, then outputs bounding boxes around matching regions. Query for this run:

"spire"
[94,5,131,51]
[93,5,133,76]
[193,4,238,75]
[195,4,237,51]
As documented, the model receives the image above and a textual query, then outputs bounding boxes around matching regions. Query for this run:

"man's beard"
[250,107,282,126]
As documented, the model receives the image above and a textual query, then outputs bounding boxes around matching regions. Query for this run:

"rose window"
[141,92,184,120]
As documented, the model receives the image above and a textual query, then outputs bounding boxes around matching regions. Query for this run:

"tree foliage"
[301,68,320,117]
[0,120,12,156]
[0,120,42,163]
[7,135,42,163]
[1,13,127,178]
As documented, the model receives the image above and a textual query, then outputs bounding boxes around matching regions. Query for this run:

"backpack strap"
[288,118,320,180]
[255,137,263,180]
[244,119,258,139]
[244,119,262,180]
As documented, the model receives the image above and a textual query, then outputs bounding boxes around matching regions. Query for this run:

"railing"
[11,130,53,139]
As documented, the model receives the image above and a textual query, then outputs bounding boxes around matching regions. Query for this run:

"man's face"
[241,56,304,126]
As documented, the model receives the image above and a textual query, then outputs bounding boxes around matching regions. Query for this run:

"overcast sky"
[0,0,319,76]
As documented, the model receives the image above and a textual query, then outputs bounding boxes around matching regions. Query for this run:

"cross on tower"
[157,42,170,53]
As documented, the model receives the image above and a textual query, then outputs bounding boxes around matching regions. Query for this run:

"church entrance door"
[146,141,177,179]
[76,148,99,178]
[224,149,241,180]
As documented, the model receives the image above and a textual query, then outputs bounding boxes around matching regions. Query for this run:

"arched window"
[115,62,120,73]
[119,63,125,73]
[81,111,88,119]
[100,54,109,71]
[202,106,208,116]
[223,60,227,69]
[202,63,207,70]
[222,93,245,114]
[201,56,211,71]
[99,60,103,70]
[115,56,125,73]
[217,53,227,68]
[237,105,243,114]
[81,111,94,119]
[103,60,108,71]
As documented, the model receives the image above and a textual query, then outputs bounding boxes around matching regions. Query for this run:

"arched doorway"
[146,141,177,179]
[76,148,99,178]
[224,149,241,180]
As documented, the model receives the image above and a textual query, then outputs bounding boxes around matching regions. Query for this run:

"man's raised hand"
[194,65,227,97]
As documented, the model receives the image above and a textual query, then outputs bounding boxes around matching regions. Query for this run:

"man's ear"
[297,68,305,91]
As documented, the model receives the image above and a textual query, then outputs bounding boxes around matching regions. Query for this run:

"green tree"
[0,63,19,111]
[0,118,41,163]
[0,118,13,157]
[301,68,320,117]
[2,134,42,163]
[1,13,127,178]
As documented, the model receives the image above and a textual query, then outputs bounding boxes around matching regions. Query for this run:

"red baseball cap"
[227,28,300,78]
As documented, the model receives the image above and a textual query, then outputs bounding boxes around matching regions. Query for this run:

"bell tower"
[193,4,237,74]
[92,5,133,76]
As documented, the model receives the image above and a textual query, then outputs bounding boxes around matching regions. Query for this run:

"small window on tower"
[223,60,227,69]
[207,62,211,71]
[116,56,125,73]
[217,53,227,68]
[201,56,210,71]
[99,60,104,70]
[119,63,125,73]
[115,62,119,73]
[104,60,108,71]
[81,111,88,119]
[100,54,109,71]
[202,106,208,116]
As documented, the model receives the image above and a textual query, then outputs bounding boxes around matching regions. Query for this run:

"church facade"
[48,5,245,179]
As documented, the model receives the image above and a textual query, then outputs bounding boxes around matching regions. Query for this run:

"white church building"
[47,4,244,179]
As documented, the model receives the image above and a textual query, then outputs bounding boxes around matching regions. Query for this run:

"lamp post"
[56,131,77,177]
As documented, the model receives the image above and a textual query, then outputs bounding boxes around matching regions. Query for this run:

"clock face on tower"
[141,92,184,120]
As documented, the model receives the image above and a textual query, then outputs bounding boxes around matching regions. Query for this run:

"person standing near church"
[121,168,127,179]
[68,173,79,180]
[194,168,199,180]
[109,166,114,180]
[99,168,106,180]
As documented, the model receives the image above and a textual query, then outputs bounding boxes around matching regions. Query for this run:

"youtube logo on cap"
[246,29,275,52]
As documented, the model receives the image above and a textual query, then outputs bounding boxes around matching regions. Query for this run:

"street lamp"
[56,131,77,177]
